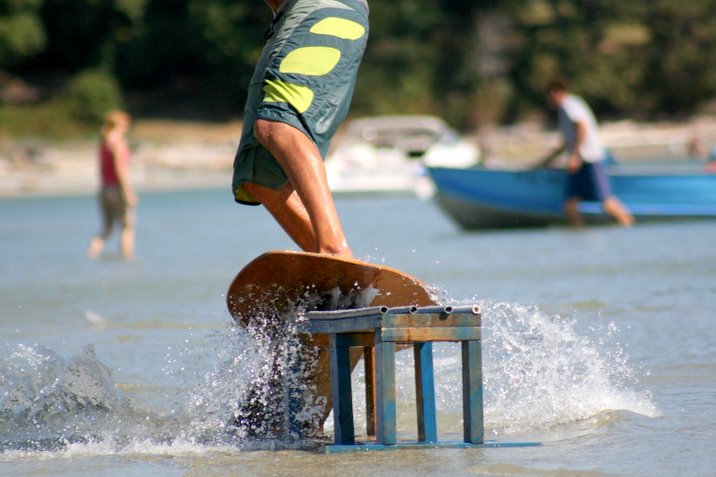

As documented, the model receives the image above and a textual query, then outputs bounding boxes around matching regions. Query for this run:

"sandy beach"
[0,120,241,198]
[1,117,715,198]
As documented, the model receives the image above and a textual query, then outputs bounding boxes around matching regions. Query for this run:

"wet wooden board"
[226,250,437,326]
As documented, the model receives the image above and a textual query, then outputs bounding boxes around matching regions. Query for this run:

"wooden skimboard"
[227,250,437,326]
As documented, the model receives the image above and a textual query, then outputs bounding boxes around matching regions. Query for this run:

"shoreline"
[2,117,715,199]
[0,147,234,199]
[0,120,240,199]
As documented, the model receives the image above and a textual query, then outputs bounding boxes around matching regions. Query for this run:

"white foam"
[0,297,659,455]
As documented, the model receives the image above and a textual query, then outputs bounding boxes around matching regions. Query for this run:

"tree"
[35,0,146,72]
[499,0,649,119]
[5,0,716,128]
[641,0,716,115]
[352,0,483,128]
[0,0,46,67]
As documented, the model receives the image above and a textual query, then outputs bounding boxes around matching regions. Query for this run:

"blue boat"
[427,163,716,228]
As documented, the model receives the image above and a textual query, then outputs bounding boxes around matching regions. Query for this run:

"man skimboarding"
[232,0,369,258]
[228,0,373,438]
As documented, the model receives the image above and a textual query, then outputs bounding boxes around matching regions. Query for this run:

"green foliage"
[115,0,147,20]
[0,0,44,14]
[0,102,88,139]
[187,0,255,61]
[65,70,123,125]
[471,79,513,127]
[354,0,481,128]
[0,0,45,67]
[640,0,716,115]
[4,0,716,129]
[0,12,46,66]
[37,0,146,73]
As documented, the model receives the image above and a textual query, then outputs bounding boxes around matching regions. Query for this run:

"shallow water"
[1,189,714,476]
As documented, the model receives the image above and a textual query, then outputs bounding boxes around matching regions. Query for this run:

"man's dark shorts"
[566,160,613,202]
[232,0,369,205]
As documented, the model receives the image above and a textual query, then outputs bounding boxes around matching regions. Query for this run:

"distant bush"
[0,102,89,139]
[65,70,123,125]
[0,13,46,66]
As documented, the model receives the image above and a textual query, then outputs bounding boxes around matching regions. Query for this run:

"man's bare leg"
[253,119,351,257]
[603,197,635,227]
[239,121,360,426]
[243,181,318,252]
[565,198,583,228]
[239,182,361,425]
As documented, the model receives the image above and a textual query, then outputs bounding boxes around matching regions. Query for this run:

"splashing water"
[0,299,658,455]
[224,286,380,446]
[0,343,135,452]
[226,310,324,446]
[481,300,660,433]
[335,299,659,439]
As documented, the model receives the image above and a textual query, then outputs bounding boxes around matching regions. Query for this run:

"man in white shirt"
[540,78,634,227]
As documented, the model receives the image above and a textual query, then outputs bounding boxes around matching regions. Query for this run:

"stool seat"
[307,305,484,449]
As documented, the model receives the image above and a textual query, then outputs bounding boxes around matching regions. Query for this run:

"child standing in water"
[87,110,138,260]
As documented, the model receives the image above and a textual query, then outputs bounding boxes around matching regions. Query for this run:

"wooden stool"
[307,305,485,450]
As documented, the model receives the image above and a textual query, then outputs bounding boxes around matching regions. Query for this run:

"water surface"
[1,190,714,476]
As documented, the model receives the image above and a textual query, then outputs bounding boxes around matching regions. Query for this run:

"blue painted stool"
[307,305,488,450]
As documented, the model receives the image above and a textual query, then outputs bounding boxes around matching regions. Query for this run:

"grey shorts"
[99,186,134,233]
[232,0,369,205]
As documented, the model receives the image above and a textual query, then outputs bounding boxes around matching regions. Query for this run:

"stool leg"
[364,346,376,437]
[330,334,355,445]
[461,340,484,444]
[374,338,397,445]
[414,342,437,443]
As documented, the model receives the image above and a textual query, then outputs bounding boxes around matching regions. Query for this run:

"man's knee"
[254,119,307,151]
[243,181,292,205]
[242,181,269,201]
[253,119,287,149]
[253,119,272,146]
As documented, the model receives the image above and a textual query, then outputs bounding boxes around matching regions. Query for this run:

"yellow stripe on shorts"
[279,46,341,76]
[263,79,315,114]
[310,17,366,40]
[264,15,366,113]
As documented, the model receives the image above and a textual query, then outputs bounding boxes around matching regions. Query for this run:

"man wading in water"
[539,78,634,227]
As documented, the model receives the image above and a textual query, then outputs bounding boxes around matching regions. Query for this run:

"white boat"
[325,115,480,197]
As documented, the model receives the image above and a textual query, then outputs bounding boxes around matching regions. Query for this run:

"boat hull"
[428,165,716,229]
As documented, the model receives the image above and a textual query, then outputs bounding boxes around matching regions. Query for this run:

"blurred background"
[2,1,716,182]
[2,3,715,475]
